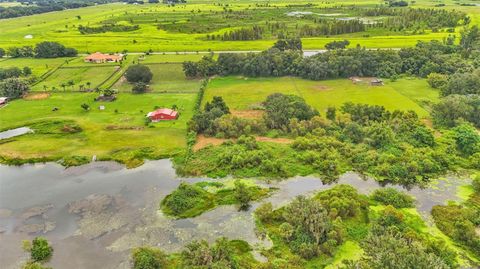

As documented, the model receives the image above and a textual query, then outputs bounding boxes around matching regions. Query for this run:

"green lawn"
[204,76,438,118]
[0,92,195,166]
[140,53,215,64]
[114,63,201,93]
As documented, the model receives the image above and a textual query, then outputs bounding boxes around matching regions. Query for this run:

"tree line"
[5,41,77,58]
[78,23,140,34]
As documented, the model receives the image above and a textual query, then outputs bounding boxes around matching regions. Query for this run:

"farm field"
[0,92,195,167]
[0,0,478,52]
[114,63,202,93]
[204,76,438,118]
[139,53,216,63]
[0,57,74,77]
[31,65,120,91]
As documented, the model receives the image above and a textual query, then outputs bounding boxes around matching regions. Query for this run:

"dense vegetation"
[161,180,272,218]
[432,176,480,257]
[7,42,77,58]
[177,91,479,186]
[78,23,140,34]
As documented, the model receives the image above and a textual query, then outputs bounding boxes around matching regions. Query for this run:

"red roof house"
[84,52,124,63]
[147,108,178,122]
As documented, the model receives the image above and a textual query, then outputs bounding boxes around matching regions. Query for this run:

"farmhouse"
[147,108,178,122]
[84,52,124,63]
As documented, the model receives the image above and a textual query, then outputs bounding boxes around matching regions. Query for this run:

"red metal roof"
[148,108,178,117]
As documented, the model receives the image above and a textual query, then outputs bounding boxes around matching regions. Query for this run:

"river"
[0,160,469,268]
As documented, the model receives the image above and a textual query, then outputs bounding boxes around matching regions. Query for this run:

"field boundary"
[31,58,79,87]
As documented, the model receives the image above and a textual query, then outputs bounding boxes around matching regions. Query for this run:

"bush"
[132,82,148,94]
[131,247,167,269]
[30,237,53,262]
[371,188,415,208]
[472,175,480,193]
[427,73,448,89]
[125,64,153,83]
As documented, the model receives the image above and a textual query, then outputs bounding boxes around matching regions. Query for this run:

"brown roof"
[85,52,123,61]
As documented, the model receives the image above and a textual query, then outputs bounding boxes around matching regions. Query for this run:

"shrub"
[132,82,148,94]
[131,247,167,269]
[371,188,415,208]
[30,237,53,262]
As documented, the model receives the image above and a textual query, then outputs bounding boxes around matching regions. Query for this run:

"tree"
[264,93,319,129]
[30,237,53,263]
[22,66,32,76]
[34,41,77,58]
[81,103,90,111]
[426,73,447,89]
[0,48,5,58]
[132,82,148,94]
[234,180,251,210]
[472,175,480,193]
[131,247,167,269]
[255,202,274,222]
[125,64,153,83]
[356,229,450,269]
[452,123,480,156]
[325,40,350,50]
[273,38,302,51]
[0,78,29,99]
[326,106,336,121]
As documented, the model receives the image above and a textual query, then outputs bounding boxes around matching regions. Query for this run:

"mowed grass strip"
[204,76,438,118]
[114,63,201,93]
[0,92,195,161]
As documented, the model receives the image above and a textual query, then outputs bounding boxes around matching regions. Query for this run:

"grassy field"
[31,66,119,91]
[204,76,438,118]
[0,57,74,77]
[114,63,201,93]
[0,0,478,52]
[0,92,195,166]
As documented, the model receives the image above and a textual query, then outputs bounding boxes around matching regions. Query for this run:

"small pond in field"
[0,160,470,269]
[0,127,33,140]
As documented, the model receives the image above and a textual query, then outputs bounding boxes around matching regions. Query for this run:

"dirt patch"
[194,135,228,151]
[255,136,293,144]
[231,110,265,119]
[23,92,50,100]
[194,135,293,151]
[314,85,330,91]
[105,125,144,131]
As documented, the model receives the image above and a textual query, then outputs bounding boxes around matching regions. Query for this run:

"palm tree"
[43,85,47,92]
[79,84,85,91]
[86,82,91,90]
[67,80,75,91]
[61,83,67,92]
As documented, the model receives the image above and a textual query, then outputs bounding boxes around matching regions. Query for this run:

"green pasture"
[114,63,201,93]
[204,76,438,118]
[0,0,478,52]
[0,92,195,166]
[31,66,119,91]
[0,57,74,77]
[139,53,216,63]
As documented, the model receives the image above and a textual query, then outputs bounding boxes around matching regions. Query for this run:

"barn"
[147,108,178,122]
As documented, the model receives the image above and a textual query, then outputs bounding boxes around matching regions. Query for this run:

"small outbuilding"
[370,78,384,86]
[147,108,178,122]
[0,97,8,106]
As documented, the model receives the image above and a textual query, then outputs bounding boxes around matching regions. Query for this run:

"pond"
[0,160,469,269]
[0,127,33,140]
